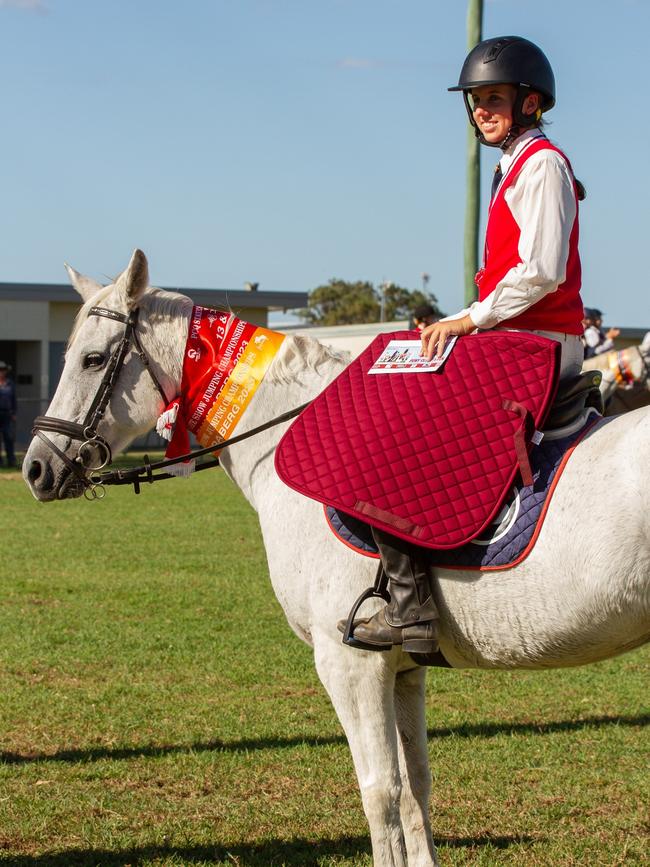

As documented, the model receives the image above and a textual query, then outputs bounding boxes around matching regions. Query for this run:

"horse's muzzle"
[23,441,89,502]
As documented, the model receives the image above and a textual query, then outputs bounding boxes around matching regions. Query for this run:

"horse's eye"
[83,352,106,369]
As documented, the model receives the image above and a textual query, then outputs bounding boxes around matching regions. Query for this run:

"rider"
[583,308,620,358]
[341,35,587,659]
[412,303,439,331]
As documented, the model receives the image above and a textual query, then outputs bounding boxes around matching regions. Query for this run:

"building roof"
[0,281,308,311]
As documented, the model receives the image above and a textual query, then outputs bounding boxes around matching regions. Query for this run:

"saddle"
[275,330,561,550]
[544,369,603,430]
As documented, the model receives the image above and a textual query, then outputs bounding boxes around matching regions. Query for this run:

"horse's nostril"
[28,459,54,491]
[27,460,43,483]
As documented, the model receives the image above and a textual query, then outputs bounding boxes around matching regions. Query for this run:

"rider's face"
[470,84,517,144]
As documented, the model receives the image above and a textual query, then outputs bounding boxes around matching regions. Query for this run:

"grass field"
[1,461,649,866]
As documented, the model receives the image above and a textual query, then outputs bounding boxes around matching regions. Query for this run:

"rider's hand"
[421,314,475,360]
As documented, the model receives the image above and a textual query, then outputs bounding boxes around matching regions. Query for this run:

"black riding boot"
[338,528,439,654]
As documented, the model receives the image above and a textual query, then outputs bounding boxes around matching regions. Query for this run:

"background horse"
[583,336,650,415]
[23,251,650,867]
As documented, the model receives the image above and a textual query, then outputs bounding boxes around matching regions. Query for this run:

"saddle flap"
[275,330,561,550]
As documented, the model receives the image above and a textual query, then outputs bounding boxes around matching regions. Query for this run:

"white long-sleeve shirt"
[584,325,614,356]
[454,130,578,330]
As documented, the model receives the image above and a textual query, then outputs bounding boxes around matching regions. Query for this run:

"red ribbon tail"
[165,404,191,461]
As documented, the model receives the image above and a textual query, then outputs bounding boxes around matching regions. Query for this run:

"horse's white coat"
[23,252,650,867]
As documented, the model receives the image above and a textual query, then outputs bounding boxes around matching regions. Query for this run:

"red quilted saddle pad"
[275,331,560,549]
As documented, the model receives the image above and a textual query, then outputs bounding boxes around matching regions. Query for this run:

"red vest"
[475,138,584,335]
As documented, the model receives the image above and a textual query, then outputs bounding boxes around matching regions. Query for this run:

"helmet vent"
[484,39,511,63]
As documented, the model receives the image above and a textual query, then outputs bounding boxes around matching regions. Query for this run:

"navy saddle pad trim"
[326,420,595,571]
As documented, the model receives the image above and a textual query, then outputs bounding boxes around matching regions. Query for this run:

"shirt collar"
[500,128,546,173]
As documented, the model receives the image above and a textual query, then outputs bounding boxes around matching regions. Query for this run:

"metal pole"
[380,281,393,323]
[463,0,483,307]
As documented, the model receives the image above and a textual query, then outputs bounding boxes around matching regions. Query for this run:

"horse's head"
[23,249,179,501]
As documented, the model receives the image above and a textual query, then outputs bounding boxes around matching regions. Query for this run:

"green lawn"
[1,465,648,866]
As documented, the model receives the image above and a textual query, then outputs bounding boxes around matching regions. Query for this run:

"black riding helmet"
[449,36,555,148]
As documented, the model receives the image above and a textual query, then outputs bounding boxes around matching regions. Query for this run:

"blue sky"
[2,0,648,327]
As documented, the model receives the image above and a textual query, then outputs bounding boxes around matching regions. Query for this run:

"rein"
[95,400,311,495]
[31,304,309,499]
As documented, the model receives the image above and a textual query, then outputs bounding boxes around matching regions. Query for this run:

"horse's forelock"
[67,283,119,350]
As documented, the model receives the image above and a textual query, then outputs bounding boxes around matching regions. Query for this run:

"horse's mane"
[140,287,195,325]
[270,333,350,384]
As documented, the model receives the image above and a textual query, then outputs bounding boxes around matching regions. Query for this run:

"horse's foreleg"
[313,633,409,867]
[394,665,439,867]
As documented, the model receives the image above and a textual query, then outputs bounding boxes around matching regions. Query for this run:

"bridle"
[31,305,310,500]
[32,306,169,500]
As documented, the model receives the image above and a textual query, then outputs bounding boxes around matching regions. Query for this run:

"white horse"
[23,251,650,867]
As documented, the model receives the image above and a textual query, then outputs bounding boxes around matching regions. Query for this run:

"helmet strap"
[499,125,522,151]
[500,86,543,150]
[462,91,501,149]
[512,85,540,127]
[462,86,541,150]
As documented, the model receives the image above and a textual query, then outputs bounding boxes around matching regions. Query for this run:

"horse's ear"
[122,248,150,308]
[65,264,103,302]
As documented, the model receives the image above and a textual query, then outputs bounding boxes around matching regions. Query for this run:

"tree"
[297,279,444,326]
[381,284,441,322]
[298,279,377,326]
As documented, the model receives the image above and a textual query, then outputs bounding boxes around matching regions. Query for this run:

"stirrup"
[341,562,391,649]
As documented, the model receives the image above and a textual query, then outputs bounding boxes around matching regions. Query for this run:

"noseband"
[32,306,169,499]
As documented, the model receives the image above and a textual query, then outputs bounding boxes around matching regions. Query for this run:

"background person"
[411,303,439,332]
[0,361,17,468]
[583,307,620,358]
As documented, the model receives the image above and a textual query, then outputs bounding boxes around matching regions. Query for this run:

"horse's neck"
[267,333,351,420]
[626,346,646,382]
[592,345,647,383]
[220,333,350,506]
